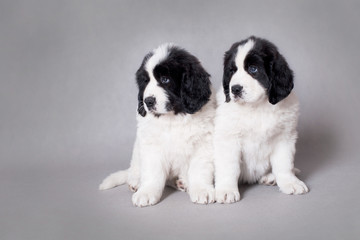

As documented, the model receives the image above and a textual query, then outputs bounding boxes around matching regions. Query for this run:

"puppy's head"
[136,43,211,117]
[223,36,294,105]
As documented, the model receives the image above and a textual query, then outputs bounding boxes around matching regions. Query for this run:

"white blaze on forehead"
[145,43,174,73]
[230,39,266,103]
[143,43,175,114]
[235,39,255,70]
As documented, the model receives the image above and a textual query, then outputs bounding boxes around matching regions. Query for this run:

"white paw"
[99,177,118,190]
[189,187,215,204]
[278,179,309,195]
[259,173,277,186]
[215,188,240,204]
[175,179,187,192]
[132,190,161,207]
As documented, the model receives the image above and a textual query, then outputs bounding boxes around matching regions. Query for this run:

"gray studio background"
[1,0,359,239]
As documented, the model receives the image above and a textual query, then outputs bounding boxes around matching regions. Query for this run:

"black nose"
[231,85,243,96]
[144,97,156,109]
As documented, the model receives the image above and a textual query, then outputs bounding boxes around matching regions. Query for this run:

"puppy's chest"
[236,110,280,140]
[140,119,204,149]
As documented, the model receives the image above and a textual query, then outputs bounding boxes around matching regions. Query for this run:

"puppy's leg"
[187,134,215,204]
[132,146,167,207]
[270,139,309,195]
[214,134,241,203]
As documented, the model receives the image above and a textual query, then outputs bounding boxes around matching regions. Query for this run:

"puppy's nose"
[144,97,156,109]
[231,85,243,96]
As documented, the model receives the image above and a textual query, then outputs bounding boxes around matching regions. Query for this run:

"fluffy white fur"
[99,44,215,207]
[214,40,308,204]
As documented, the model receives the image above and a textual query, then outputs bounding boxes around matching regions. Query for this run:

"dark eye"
[160,76,170,84]
[248,65,258,74]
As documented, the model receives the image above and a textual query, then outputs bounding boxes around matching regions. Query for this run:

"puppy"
[214,36,308,203]
[99,43,215,207]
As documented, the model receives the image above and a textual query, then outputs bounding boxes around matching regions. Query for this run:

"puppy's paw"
[215,188,240,204]
[132,190,161,207]
[128,184,139,192]
[278,178,309,195]
[259,173,277,186]
[175,179,187,192]
[128,177,140,192]
[189,187,215,204]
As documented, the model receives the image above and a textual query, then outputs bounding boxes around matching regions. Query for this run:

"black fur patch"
[136,52,153,117]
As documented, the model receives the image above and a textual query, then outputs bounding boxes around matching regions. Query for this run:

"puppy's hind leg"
[271,140,309,195]
[175,178,188,192]
[167,177,188,192]
[127,138,141,192]
[259,172,276,186]
[259,168,300,186]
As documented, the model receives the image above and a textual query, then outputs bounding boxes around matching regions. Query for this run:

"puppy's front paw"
[132,190,161,207]
[215,188,240,204]
[189,187,215,204]
[278,178,309,195]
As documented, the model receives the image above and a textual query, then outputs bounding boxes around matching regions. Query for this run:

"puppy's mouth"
[146,105,169,117]
[232,95,243,102]
[147,107,164,117]
[148,107,160,115]
[147,106,157,112]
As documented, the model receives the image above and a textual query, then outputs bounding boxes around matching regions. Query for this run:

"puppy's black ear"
[181,63,211,114]
[137,94,146,117]
[268,52,294,104]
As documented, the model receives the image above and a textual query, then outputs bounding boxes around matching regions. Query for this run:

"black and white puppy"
[214,36,308,203]
[100,43,215,207]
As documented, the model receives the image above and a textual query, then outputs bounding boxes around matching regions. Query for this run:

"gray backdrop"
[1,0,359,239]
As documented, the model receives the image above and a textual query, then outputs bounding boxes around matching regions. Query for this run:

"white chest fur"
[136,99,215,177]
[215,91,299,183]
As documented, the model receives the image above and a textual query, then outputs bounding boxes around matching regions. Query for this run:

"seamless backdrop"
[1,1,360,240]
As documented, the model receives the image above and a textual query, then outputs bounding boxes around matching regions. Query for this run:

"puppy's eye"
[248,65,258,74]
[160,76,170,84]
